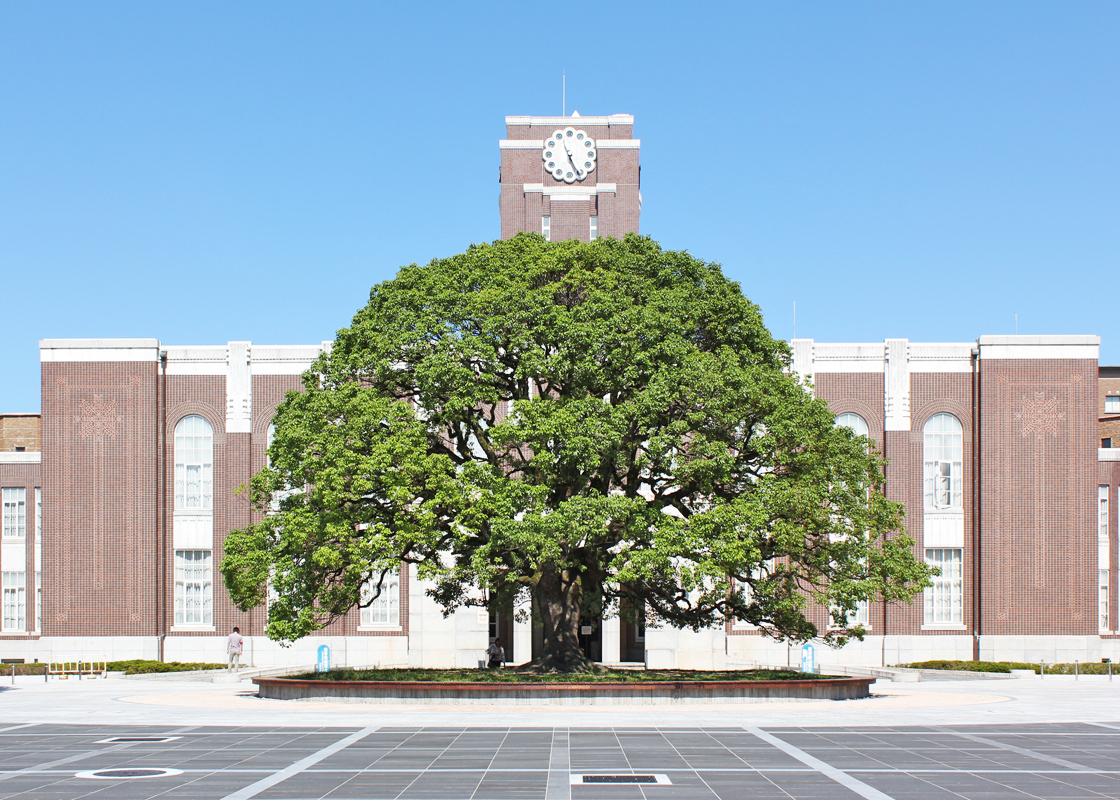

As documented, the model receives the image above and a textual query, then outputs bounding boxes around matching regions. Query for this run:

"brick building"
[0,113,1116,669]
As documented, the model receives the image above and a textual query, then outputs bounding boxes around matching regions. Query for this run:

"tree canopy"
[220,233,932,671]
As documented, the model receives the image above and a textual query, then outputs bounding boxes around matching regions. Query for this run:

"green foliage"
[221,233,933,654]
[1040,662,1115,675]
[105,660,225,674]
[298,667,830,683]
[898,659,1118,675]
[3,663,49,676]
[897,660,1040,673]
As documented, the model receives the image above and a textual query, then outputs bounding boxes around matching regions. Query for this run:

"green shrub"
[104,659,225,675]
[896,659,1119,675]
[1039,662,1116,675]
[0,662,49,676]
[0,659,224,676]
[895,660,1040,673]
[295,667,834,683]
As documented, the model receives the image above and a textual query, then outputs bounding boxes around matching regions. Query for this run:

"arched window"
[923,413,963,510]
[266,422,276,469]
[175,415,213,510]
[831,412,872,628]
[835,413,869,438]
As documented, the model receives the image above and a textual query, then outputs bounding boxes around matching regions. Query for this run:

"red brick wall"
[41,361,159,637]
[980,359,1099,635]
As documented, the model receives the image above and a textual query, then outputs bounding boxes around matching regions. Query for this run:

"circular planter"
[253,676,874,705]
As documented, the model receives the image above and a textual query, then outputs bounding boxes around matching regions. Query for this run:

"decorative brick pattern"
[42,362,158,636]
[981,360,1098,635]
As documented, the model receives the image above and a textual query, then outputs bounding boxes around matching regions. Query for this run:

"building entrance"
[620,595,646,664]
[488,607,514,665]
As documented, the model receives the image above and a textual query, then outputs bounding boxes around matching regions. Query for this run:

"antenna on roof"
[563,72,566,116]
[793,301,797,339]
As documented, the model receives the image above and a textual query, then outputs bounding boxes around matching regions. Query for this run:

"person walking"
[227,626,244,672]
[486,637,505,669]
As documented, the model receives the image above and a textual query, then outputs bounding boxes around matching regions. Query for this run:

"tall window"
[2,572,25,631]
[924,548,963,625]
[35,570,41,633]
[541,215,551,242]
[174,550,213,625]
[2,488,26,538]
[1103,486,1112,540]
[360,571,400,626]
[924,414,963,510]
[1101,570,1110,632]
[1102,486,1111,631]
[175,416,213,510]
[34,488,41,539]
[590,215,599,240]
[831,413,871,627]
[266,422,276,468]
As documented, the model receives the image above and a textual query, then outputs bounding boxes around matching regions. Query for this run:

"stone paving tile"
[316,773,423,800]
[11,722,1120,799]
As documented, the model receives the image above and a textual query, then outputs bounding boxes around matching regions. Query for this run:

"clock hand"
[561,134,584,178]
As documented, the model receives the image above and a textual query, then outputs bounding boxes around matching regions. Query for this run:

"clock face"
[542,128,596,183]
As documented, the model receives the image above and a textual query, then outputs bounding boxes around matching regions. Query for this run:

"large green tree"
[221,233,932,671]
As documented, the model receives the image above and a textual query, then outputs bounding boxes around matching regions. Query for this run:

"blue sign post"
[800,643,815,674]
[316,645,331,673]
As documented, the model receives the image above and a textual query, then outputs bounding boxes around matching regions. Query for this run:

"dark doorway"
[488,607,514,664]
[620,595,646,663]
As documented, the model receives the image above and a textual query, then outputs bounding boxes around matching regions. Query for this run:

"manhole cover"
[75,768,184,780]
[95,736,181,744]
[571,774,671,785]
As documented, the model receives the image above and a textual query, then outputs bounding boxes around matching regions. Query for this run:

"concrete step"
[211,665,316,683]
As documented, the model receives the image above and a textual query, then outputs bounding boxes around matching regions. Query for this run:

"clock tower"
[499,113,640,242]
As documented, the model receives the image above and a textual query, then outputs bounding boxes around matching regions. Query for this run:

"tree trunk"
[528,565,597,673]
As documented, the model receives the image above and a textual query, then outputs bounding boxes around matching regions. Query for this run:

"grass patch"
[896,659,1118,675]
[105,660,226,675]
[294,667,834,683]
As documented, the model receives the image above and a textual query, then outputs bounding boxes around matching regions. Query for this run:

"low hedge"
[897,659,1118,675]
[296,667,834,683]
[105,660,226,674]
[896,660,1040,673]
[0,659,224,675]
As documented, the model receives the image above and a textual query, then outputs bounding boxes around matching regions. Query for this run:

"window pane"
[2,488,27,538]
[924,548,964,625]
[923,415,963,510]
[361,572,400,626]
[174,416,213,510]
[836,413,869,438]
[2,572,26,631]
[174,550,213,626]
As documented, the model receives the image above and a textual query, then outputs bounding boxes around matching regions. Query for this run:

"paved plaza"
[2,675,1120,798]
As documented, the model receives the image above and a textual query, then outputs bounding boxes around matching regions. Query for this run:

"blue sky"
[2,2,1117,412]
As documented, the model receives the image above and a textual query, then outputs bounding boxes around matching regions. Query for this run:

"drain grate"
[571,774,672,785]
[76,768,184,780]
[95,736,181,744]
